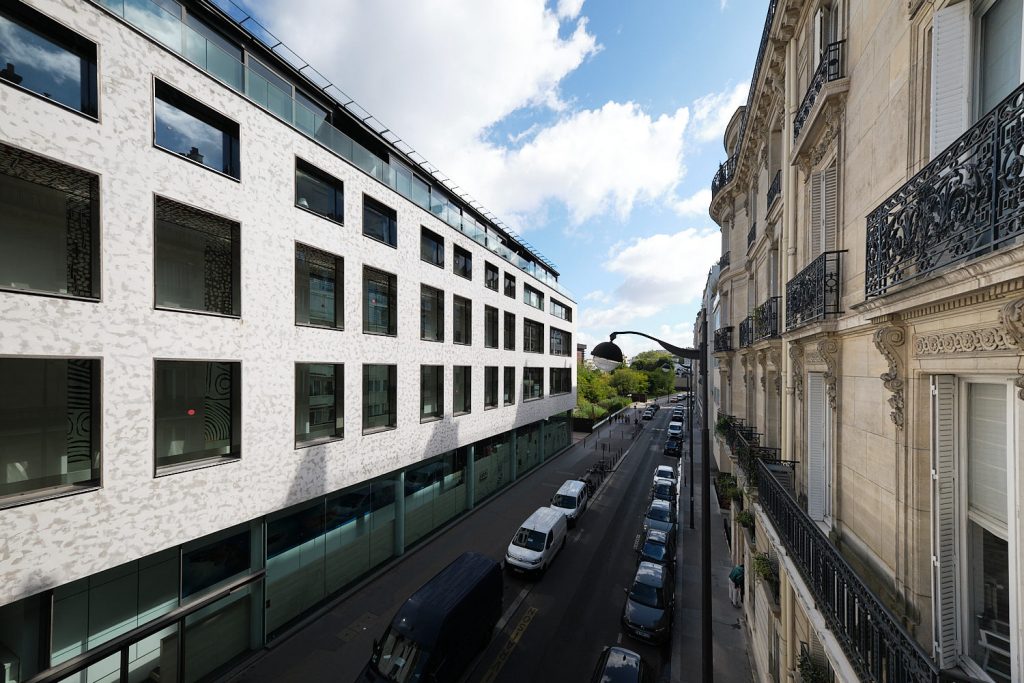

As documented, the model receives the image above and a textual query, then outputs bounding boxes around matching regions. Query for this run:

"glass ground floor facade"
[0,411,573,683]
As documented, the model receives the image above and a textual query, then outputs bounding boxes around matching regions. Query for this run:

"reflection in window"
[363,195,397,247]
[295,159,344,223]
[247,56,292,121]
[524,284,544,310]
[363,364,396,432]
[503,367,515,405]
[420,227,444,267]
[181,528,250,598]
[454,296,472,345]
[485,367,498,408]
[420,285,444,342]
[420,365,443,421]
[504,272,516,298]
[154,80,239,178]
[524,319,544,353]
[154,360,240,472]
[296,243,343,328]
[550,327,571,356]
[485,306,498,348]
[364,267,397,335]
[454,366,471,415]
[551,298,572,322]
[550,368,572,394]
[296,364,343,445]
[454,245,472,279]
[523,367,544,401]
[485,262,499,290]
[504,312,515,350]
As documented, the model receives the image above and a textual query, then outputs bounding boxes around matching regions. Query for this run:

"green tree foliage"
[629,350,674,371]
[577,363,614,403]
[609,366,648,396]
[645,367,675,396]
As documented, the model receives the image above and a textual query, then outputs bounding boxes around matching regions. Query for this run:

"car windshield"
[551,494,576,509]
[657,468,674,478]
[654,484,673,498]
[629,580,664,608]
[373,629,427,682]
[647,506,673,522]
[641,541,667,562]
[512,527,546,551]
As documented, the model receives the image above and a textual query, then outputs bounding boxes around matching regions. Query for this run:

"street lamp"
[592,325,713,683]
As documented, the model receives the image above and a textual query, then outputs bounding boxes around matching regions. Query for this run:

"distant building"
[577,342,587,366]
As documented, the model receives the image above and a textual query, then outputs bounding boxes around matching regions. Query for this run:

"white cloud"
[670,188,712,217]
[603,227,721,306]
[657,322,696,346]
[556,0,586,19]
[583,289,611,303]
[689,82,748,144]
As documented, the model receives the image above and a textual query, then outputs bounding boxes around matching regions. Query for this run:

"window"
[295,363,343,445]
[362,364,396,433]
[421,227,444,267]
[155,360,240,473]
[504,312,516,350]
[523,284,544,310]
[154,196,240,316]
[485,262,499,290]
[0,358,100,504]
[551,298,572,322]
[453,366,471,415]
[550,368,572,395]
[154,80,239,178]
[454,245,472,279]
[296,243,343,328]
[524,319,544,354]
[454,295,472,345]
[0,143,99,299]
[363,195,397,247]
[523,367,544,401]
[503,367,515,405]
[550,327,571,356]
[420,285,444,342]
[504,272,516,298]
[808,160,837,258]
[0,2,97,116]
[485,367,498,408]
[420,365,443,421]
[363,267,397,335]
[805,372,832,523]
[485,306,498,348]
[295,159,343,223]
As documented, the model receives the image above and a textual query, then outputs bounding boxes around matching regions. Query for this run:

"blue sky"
[249,0,767,357]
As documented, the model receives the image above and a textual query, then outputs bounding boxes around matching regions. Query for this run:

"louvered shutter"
[813,7,824,64]
[931,3,970,158]
[807,373,826,522]
[810,171,823,256]
[930,375,959,668]
[823,162,838,251]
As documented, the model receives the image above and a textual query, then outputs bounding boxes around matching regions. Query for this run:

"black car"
[637,528,676,568]
[589,646,652,683]
[622,561,674,644]
[663,437,682,457]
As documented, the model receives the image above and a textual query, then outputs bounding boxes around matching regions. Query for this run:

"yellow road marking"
[479,606,538,683]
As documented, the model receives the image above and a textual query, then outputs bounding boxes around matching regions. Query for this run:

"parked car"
[669,394,679,403]
[637,528,676,568]
[589,646,652,682]
[670,408,684,421]
[641,410,654,421]
[551,479,589,527]
[663,438,682,458]
[358,552,502,682]
[622,561,674,644]
[642,499,677,536]
[666,421,683,438]
[653,465,676,485]
[649,403,660,412]
[505,507,568,575]
[651,479,676,505]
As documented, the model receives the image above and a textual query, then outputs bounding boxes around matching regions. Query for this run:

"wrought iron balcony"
[866,79,1024,298]
[719,251,731,269]
[714,326,734,353]
[739,316,754,347]
[753,296,781,341]
[794,41,846,141]
[748,222,757,248]
[712,155,737,197]
[786,251,844,331]
[767,170,781,209]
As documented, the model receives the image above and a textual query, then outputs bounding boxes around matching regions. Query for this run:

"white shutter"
[807,373,826,522]
[930,375,959,668]
[810,171,823,256]
[813,7,824,64]
[931,2,970,158]
[823,162,838,251]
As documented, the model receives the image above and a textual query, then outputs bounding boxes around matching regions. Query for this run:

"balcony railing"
[753,296,781,341]
[767,170,782,209]
[712,155,737,197]
[794,41,846,141]
[739,316,754,347]
[757,460,987,683]
[786,251,844,331]
[748,222,757,248]
[719,251,731,269]
[866,79,1024,298]
[714,326,734,353]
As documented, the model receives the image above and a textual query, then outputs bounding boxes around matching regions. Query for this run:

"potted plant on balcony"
[715,472,738,509]
[715,414,731,438]
[797,648,829,683]
[752,551,779,603]
[736,509,754,534]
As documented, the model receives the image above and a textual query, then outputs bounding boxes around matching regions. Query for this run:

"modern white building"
[0,1,577,680]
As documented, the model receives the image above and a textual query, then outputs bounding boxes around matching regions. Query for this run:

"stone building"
[707,1,1021,681]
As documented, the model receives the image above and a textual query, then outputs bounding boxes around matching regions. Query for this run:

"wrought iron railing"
[720,251,731,269]
[794,41,846,141]
[714,326,734,353]
[753,296,781,341]
[786,251,844,331]
[757,460,988,683]
[739,316,754,347]
[767,170,782,208]
[748,222,757,248]
[712,155,737,197]
[865,79,1024,298]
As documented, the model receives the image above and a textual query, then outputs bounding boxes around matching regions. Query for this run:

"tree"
[609,366,647,396]
[577,363,614,404]
[630,350,674,372]
[645,367,675,396]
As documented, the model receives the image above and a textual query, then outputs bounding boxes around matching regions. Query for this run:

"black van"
[357,552,503,682]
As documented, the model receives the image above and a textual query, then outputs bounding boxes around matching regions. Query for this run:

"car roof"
[649,499,672,512]
[645,528,668,543]
[656,465,673,473]
[635,561,666,584]
[522,506,565,529]
[653,477,674,487]
[556,480,586,495]
[596,647,643,682]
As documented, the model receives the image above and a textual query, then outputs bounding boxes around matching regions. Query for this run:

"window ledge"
[294,203,344,226]
[295,434,344,449]
[155,455,240,478]
[0,285,100,303]
[504,401,515,406]
[485,344,499,350]
[155,305,241,320]
[362,232,398,249]
[153,143,240,182]
[453,411,471,417]
[524,396,544,402]
[362,425,397,436]
[420,258,444,269]
[420,337,445,343]
[1,78,99,122]
[484,405,498,411]
[420,415,443,423]
[296,322,344,332]
[0,482,101,511]
[454,341,472,346]
[454,272,472,281]
[363,330,398,337]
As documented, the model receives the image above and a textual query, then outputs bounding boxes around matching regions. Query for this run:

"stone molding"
[873,326,906,429]
[998,297,1024,400]
[817,337,840,410]
[757,349,768,392]
[789,341,804,401]
[913,327,1017,356]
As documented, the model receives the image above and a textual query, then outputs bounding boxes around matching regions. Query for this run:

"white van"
[505,507,568,575]
[667,421,684,438]
[550,479,589,527]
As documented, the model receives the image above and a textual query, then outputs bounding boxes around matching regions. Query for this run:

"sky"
[245,0,767,359]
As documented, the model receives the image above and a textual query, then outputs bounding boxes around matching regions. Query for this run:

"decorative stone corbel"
[757,350,768,392]
[769,348,783,397]
[720,362,732,388]
[759,144,769,170]
[817,338,840,410]
[789,341,804,401]
[872,326,906,428]
[999,297,1024,400]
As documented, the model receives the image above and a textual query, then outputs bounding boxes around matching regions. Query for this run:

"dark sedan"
[589,646,652,683]
[621,561,674,644]
[642,500,676,536]
[637,528,676,568]
[663,437,681,457]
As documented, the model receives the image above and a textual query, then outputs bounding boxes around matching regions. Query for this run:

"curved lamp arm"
[610,330,700,360]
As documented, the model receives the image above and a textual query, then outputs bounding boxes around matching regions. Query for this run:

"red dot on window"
[186,409,196,416]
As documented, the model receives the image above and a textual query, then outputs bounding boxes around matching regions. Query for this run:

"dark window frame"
[550,298,573,322]
[549,327,572,357]
[484,262,499,291]
[362,364,397,434]
[453,295,472,345]
[363,266,398,336]
[503,367,516,405]
[484,366,498,409]
[503,312,515,351]
[453,365,472,416]
[453,245,472,280]
[295,242,344,330]
[523,284,544,310]
[523,318,544,354]
[294,158,344,224]
[504,272,516,298]
[550,368,572,395]
[523,367,544,401]
[420,284,445,342]
[420,227,444,268]
[420,365,444,422]
[362,194,398,248]
[294,362,344,447]
[153,79,240,180]
[484,305,499,349]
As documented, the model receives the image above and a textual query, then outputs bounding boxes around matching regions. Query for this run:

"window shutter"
[813,7,824,64]
[810,171,823,256]
[807,373,826,522]
[930,374,959,668]
[823,162,838,251]
[930,2,970,158]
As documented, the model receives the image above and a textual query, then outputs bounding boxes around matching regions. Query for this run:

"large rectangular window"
[453,366,471,415]
[295,159,343,224]
[551,298,572,322]
[503,367,515,405]
[485,367,498,408]
[363,195,397,247]
[363,266,397,335]
[363,364,396,433]
[485,262,499,291]
[454,295,472,345]
[523,284,544,310]
[420,285,444,342]
[550,368,572,395]
[504,272,516,298]
[0,143,99,299]
[154,80,239,178]
[295,363,343,446]
[155,360,240,473]
[523,367,544,401]
[550,327,571,357]
[485,306,499,348]
[504,312,515,350]
[0,2,98,117]
[295,243,343,328]
[453,245,472,280]
[0,358,100,504]
[154,196,240,316]
[420,227,444,267]
[524,319,544,353]
[420,365,443,421]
